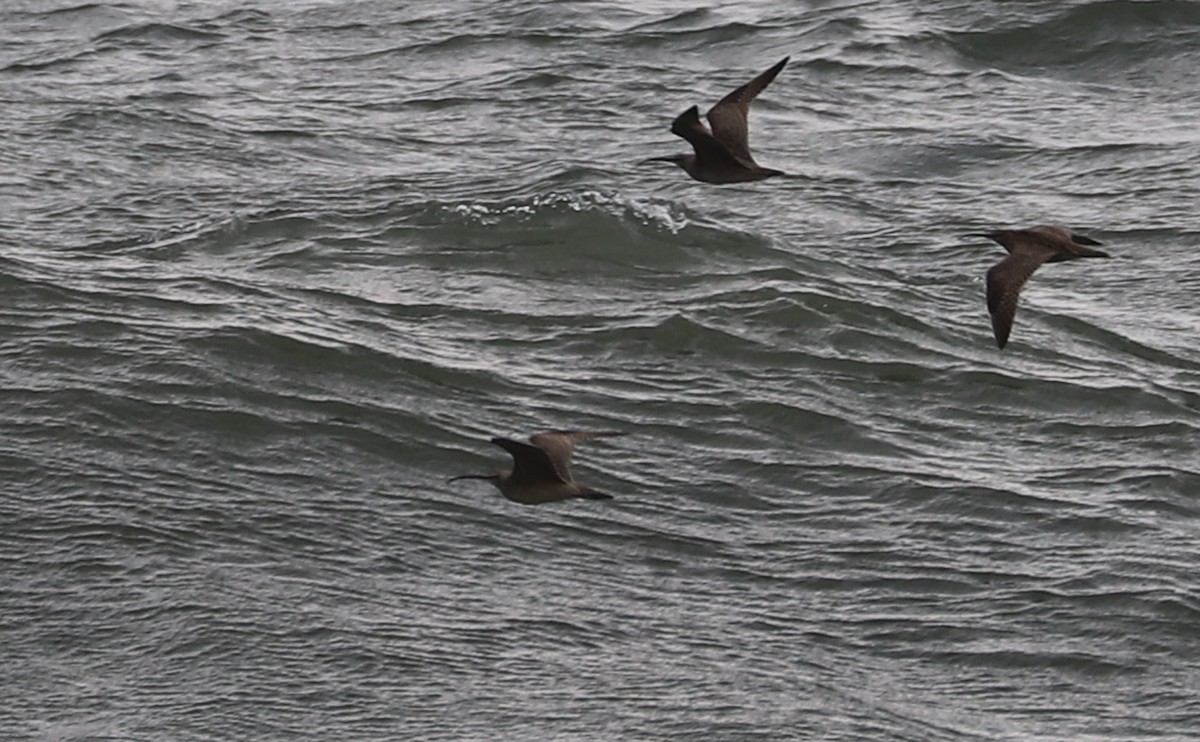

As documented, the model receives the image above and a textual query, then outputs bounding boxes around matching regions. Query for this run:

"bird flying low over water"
[967,225,1111,349]
[644,57,789,184]
[449,430,624,505]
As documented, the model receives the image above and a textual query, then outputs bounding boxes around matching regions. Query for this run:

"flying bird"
[644,57,789,184]
[967,225,1111,349]
[449,430,624,505]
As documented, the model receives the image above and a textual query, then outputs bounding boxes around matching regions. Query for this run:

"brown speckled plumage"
[969,225,1111,349]
[449,430,624,505]
[645,57,789,184]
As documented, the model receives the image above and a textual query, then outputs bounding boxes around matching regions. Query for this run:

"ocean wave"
[5,1,1200,738]
[93,21,224,44]
[399,190,777,270]
[952,0,1200,71]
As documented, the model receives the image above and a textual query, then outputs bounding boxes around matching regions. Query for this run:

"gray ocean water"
[3,1,1200,739]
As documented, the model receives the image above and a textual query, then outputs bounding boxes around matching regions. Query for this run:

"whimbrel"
[449,430,624,505]
[644,57,789,184]
[967,225,1111,349]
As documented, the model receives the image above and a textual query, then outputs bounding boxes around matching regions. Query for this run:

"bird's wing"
[1069,233,1103,247]
[491,438,565,485]
[706,57,788,164]
[529,430,624,482]
[670,105,747,169]
[1029,224,1103,247]
[986,250,1050,349]
[1028,225,1074,243]
[1027,225,1109,259]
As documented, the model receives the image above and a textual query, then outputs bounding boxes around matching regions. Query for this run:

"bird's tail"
[580,489,614,500]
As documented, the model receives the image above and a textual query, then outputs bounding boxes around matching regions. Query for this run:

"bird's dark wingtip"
[670,105,702,133]
[1072,234,1104,246]
[582,491,614,500]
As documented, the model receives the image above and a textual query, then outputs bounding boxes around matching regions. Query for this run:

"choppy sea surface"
[3,1,1200,739]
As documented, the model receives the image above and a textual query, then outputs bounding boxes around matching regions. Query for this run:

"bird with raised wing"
[449,430,624,505]
[644,57,789,184]
[967,225,1111,349]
